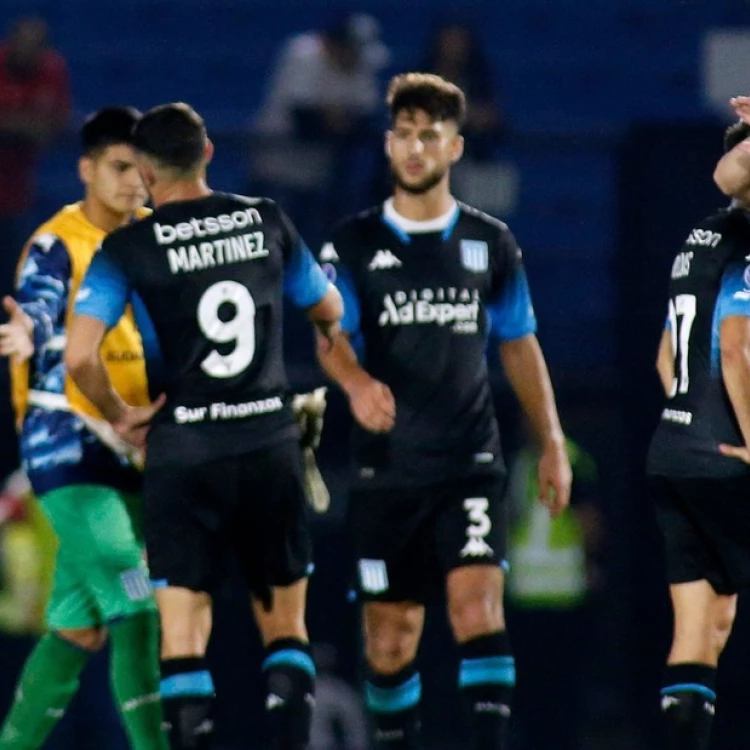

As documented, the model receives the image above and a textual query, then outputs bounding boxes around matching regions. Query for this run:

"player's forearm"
[316,333,370,398]
[500,335,565,447]
[656,329,674,396]
[65,348,127,424]
[307,287,344,348]
[721,347,750,447]
[714,143,750,196]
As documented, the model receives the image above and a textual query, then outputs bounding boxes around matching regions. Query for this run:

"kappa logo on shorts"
[359,559,389,593]
[120,568,153,602]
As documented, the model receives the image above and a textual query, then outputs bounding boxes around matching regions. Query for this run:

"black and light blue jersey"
[321,199,537,488]
[648,207,750,478]
[77,193,331,467]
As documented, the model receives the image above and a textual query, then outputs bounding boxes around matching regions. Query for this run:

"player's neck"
[392,184,455,221]
[80,197,132,234]
[151,177,212,208]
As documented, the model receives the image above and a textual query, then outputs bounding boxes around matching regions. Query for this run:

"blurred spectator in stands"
[252,14,387,244]
[0,16,71,299]
[421,22,504,156]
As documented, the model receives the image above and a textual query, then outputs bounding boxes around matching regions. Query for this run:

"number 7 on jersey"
[667,294,696,397]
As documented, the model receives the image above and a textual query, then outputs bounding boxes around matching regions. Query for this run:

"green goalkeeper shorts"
[40,484,156,630]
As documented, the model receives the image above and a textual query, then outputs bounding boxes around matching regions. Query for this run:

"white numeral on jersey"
[667,293,696,397]
[463,498,492,538]
[197,280,256,378]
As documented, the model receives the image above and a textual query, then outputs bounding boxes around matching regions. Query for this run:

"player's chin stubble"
[391,165,447,195]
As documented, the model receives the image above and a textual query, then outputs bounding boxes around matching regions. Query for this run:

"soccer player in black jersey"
[64,103,343,750]
[316,73,572,749]
[647,120,750,750]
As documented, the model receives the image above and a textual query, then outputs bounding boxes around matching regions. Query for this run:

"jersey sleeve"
[74,240,132,328]
[487,229,538,341]
[318,237,361,336]
[715,260,750,322]
[277,207,331,308]
[15,234,71,355]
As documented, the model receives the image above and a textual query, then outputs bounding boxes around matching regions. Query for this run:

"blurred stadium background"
[1,0,750,748]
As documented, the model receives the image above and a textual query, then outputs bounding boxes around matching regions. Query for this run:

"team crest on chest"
[460,240,489,273]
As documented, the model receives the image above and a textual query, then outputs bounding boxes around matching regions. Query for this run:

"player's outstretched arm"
[718,315,750,463]
[65,314,164,449]
[306,285,344,351]
[500,334,572,516]
[656,328,675,396]
[65,314,129,423]
[316,333,395,434]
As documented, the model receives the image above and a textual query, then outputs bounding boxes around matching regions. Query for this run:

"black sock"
[262,638,316,750]
[365,662,422,749]
[160,656,215,750]
[458,631,514,750]
[661,663,717,750]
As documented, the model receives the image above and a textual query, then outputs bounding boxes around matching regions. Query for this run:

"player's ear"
[78,155,94,186]
[384,131,392,159]
[204,139,214,166]
[450,134,465,164]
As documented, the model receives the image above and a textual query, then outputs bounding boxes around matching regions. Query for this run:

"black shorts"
[143,439,312,599]
[348,474,507,603]
[651,474,750,595]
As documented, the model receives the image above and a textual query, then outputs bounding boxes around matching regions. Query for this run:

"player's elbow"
[309,286,344,324]
[720,341,750,371]
[64,343,93,382]
[713,161,748,197]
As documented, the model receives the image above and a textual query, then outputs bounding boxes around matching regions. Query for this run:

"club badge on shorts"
[460,240,489,273]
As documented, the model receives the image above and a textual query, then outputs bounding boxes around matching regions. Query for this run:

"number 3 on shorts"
[198,280,256,378]
[463,497,492,538]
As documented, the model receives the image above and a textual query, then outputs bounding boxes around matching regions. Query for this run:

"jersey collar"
[381,198,460,243]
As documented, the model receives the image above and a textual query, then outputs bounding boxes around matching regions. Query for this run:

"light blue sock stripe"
[365,673,422,714]
[661,683,716,701]
[160,670,214,698]
[459,656,516,688]
[262,649,316,677]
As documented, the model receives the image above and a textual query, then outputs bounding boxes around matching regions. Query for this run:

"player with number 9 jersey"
[77,192,323,468]
[66,103,343,750]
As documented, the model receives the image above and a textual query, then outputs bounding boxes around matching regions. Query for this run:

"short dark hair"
[724,120,750,153]
[81,106,141,156]
[387,72,466,129]
[132,102,207,173]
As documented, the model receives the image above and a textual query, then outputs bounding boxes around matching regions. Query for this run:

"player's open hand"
[112,394,167,450]
[731,96,750,126]
[0,296,34,365]
[719,443,750,464]
[348,376,395,433]
[537,439,572,518]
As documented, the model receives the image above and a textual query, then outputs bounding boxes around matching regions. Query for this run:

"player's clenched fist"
[348,375,396,433]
